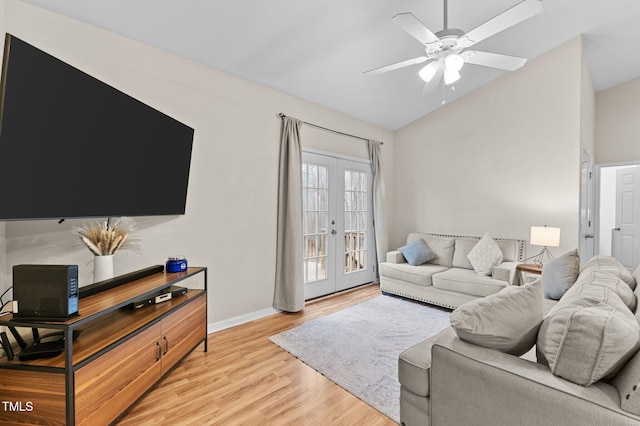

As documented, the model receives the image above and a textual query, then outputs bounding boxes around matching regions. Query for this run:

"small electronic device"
[0,331,14,361]
[16,330,81,361]
[127,286,188,310]
[12,265,79,321]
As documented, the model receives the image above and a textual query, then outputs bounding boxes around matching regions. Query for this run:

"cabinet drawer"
[75,323,162,425]
[161,294,206,375]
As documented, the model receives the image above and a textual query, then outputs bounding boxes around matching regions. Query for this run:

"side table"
[516,263,543,286]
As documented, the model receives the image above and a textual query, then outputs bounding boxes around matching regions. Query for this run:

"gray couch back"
[407,232,525,270]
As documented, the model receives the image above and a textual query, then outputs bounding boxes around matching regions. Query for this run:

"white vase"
[93,254,114,282]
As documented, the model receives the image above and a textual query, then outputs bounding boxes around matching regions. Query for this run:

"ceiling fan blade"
[392,12,441,45]
[464,51,527,71]
[363,56,428,75]
[422,68,443,94]
[460,0,543,47]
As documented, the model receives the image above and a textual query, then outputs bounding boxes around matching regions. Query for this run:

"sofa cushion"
[451,238,477,270]
[537,274,640,386]
[408,234,455,267]
[635,266,640,322]
[398,239,437,266]
[452,238,521,270]
[449,280,544,356]
[379,262,447,287]
[466,233,503,276]
[431,268,509,297]
[568,270,637,312]
[634,265,640,293]
[541,249,580,300]
[496,239,519,262]
[580,255,636,290]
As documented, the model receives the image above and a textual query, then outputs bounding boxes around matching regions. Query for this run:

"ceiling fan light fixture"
[443,68,461,85]
[418,61,440,83]
[444,53,464,73]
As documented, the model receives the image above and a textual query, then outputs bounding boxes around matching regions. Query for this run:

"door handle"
[156,342,161,362]
[164,336,169,355]
[331,229,337,235]
[584,234,594,239]
[613,227,621,231]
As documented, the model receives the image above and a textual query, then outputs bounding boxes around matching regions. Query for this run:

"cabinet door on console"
[0,369,65,425]
[161,294,207,375]
[75,322,162,425]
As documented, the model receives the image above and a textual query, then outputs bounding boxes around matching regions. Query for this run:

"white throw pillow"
[466,233,503,276]
[450,279,544,356]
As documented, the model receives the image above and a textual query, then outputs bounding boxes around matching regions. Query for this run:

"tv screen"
[0,34,194,220]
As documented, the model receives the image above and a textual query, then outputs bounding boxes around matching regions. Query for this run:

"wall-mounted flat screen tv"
[0,34,194,220]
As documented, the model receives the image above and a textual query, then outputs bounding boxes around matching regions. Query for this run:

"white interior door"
[302,152,375,300]
[612,166,640,270]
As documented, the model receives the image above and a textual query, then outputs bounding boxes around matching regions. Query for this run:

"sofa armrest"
[399,327,457,397]
[430,336,639,426]
[492,261,518,285]
[386,250,406,264]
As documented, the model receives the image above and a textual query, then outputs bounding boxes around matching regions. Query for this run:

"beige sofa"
[398,255,640,426]
[380,233,524,309]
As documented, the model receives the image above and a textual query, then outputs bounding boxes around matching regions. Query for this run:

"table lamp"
[530,225,560,266]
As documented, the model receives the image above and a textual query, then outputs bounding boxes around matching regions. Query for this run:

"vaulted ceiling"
[22,0,640,130]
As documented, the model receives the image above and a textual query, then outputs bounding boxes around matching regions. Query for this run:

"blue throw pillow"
[398,239,437,266]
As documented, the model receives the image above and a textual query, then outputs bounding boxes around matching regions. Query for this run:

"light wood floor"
[116,284,398,426]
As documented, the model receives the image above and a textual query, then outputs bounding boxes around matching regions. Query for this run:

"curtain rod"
[278,113,383,145]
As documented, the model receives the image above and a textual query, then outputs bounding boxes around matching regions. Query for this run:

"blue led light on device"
[166,256,188,273]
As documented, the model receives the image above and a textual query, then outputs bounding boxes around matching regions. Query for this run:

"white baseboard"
[207,307,280,334]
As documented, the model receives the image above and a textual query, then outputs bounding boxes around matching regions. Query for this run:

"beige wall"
[580,45,596,158]
[392,37,586,257]
[0,0,393,327]
[595,77,640,164]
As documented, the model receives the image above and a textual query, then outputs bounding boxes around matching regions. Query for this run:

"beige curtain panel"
[273,116,305,312]
[368,140,388,275]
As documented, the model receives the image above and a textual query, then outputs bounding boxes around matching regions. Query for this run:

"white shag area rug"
[269,295,451,422]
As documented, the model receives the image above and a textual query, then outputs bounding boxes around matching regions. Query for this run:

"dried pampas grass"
[75,217,140,256]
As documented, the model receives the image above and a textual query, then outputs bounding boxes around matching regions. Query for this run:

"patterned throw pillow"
[466,233,503,276]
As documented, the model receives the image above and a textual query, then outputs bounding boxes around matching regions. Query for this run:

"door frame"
[301,148,376,299]
[579,149,595,266]
[594,160,640,262]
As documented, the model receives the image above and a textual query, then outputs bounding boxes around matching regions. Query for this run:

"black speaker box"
[12,265,79,321]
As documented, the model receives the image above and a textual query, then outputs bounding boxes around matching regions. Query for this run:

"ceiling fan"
[364,0,544,93]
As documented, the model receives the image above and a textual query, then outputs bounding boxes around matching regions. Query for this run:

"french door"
[302,151,376,300]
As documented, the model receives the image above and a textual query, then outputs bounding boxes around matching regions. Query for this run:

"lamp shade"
[530,226,560,247]
[443,68,460,85]
[444,53,464,72]
[419,61,440,83]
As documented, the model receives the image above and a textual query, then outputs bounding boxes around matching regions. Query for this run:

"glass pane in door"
[302,163,329,283]
[343,169,367,274]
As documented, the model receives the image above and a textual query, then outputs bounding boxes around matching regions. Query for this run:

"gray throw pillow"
[450,279,544,356]
[537,290,640,386]
[541,249,580,300]
[398,239,437,266]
